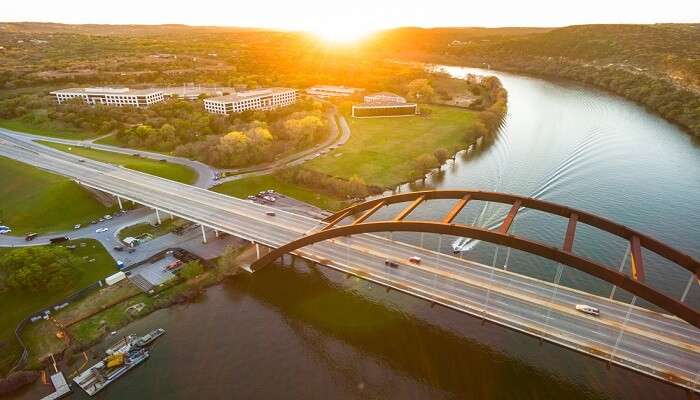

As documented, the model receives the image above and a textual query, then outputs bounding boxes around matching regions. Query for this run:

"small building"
[351,92,418,118]
[203,87,297,115]
[50,87,165,107]
[307,85,363,98]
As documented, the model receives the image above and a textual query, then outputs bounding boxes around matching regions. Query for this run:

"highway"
[0,132,697,391]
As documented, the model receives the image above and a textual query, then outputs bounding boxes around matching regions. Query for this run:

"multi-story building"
[306,85,362,98]
[156,85,238,101]
[203,88,297,115]
[50,87,165,107]
[351,92,418,118]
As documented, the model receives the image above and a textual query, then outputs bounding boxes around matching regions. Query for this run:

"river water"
[14,67,700,399]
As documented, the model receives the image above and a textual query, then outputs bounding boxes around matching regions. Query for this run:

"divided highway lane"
[0,137,698,390]
[302,237,699,381]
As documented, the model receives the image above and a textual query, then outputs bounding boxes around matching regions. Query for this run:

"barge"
[73,328,165,396]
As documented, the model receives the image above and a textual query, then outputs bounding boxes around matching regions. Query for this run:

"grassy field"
[305,105,476,188]
[93,133,122,147]
[0,117,98,140]
[0,156,114,235]
[117,218,181,241]
[0,239,118,373]
[212,175,346,211]
[40,142,198,184]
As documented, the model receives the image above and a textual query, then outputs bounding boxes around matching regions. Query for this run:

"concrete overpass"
[0,132,698,392]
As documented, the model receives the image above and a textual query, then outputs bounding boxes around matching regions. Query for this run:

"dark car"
[25,233,38,241]
[384,260,399,268]
[49,236,69,244]
[113,246,124,251]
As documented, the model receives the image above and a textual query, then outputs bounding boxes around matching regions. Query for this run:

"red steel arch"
[252,190,700,329]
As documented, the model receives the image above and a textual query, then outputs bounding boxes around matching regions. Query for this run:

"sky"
[2,0,698,33]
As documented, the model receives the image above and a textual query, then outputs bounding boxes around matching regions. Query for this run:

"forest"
[364,24,700,136]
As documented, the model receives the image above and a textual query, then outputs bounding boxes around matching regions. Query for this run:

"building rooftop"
[309,85,362,92]
[50,87,163,95]
[205,87,296,103]
[367,92,404,98]
[353,101,417,107]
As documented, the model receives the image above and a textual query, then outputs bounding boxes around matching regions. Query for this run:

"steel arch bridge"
[252,190,700,329]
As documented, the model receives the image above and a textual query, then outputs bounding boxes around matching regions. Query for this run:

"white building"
[156,85,237,101]
[203,88,297,115]
[50,87,165,107]
[351,92,417,118]
[306,85,362,98]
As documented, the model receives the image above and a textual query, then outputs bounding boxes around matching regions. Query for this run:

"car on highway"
[95,228,109,233]
[78,159,85,163]
[408,256,422,264]
[575,304,600,317]
[384,260,399,268]
[266,211,276,216]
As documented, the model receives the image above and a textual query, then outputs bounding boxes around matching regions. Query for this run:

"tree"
[347,175,369,199]
[0,247,81,293]
[407,79,435,102]
[179,260,204,280]
[433,148,449,164]
[413,153,438,178]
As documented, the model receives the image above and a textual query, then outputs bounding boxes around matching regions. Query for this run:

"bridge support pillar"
[214,230,219,238]
[170,213,174,220]
[201,225,207,243]
[155,209,161,225]
[255,242,261,258]
[116,196,123,210]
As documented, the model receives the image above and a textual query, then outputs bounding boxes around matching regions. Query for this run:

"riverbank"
[8,244,245,383]
[0,240,117,375]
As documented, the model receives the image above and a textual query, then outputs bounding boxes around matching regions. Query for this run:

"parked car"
[103,215,112,220]
[25,233,38,241]
[113,246,124,251]
[74,224,81,229]
[0,229,11,235]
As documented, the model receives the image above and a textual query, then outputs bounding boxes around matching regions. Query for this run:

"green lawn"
[40,142,198,184]
[0,156,114,235]
[93,133,122,147]
[0,239,118,374]
[212,175,346,211]
[305,105,476,188]
[117,218,180,241]
[0,117,98,140]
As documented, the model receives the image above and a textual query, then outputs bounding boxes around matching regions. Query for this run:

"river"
[13,66,700,399]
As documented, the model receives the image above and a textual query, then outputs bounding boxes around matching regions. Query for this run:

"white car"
[103,215,113,220]
[0,229,11,235]
[74,224,81,229]
[575,304,600,317]
[95,228,109,233]
[408,256,422,264]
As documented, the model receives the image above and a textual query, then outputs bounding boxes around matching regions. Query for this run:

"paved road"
[0,133,697,391]
[0,108,351,188]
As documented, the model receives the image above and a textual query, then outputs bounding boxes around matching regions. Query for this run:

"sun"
[309,24,374,44]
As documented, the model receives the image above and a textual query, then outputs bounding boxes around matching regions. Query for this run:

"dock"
[39,372,71,400]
